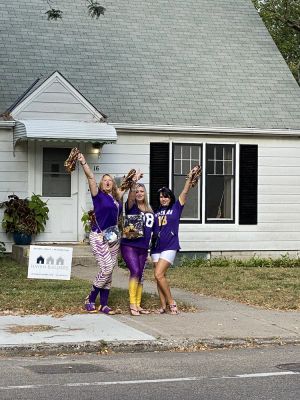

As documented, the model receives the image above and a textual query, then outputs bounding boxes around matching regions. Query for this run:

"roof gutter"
[112,123,300,137]
[0,121,15,129]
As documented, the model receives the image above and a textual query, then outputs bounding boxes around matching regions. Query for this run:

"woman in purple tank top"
[121,182,154,316]
[151,166,201,315]
[78,152,132,315]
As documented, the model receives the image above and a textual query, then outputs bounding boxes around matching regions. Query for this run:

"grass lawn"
[0,257,163,315]
[144,256,300,310]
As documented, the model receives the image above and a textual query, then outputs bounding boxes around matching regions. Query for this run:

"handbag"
[122,214,144,239]
[102,225,121,244]
[94,201,121,245]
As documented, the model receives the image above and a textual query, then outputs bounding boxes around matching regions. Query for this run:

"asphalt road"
[0,345,299,400]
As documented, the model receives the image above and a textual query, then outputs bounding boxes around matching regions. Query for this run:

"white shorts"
[151,250,177,265]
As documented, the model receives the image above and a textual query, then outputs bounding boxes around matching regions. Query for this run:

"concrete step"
[11,243,96,267]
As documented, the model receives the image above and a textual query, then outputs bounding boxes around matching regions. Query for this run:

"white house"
[1,0,300,257]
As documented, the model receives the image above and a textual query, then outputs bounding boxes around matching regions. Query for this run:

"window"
[154,142,255,225]
[172,144,202,220]
[206,144,235,222]
[42,148,71,197]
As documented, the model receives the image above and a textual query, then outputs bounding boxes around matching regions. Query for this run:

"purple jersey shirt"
[91,190,122,232]
[151,199,184,253]
[121,202,154,249]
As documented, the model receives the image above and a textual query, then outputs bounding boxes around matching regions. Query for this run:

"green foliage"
[252,0,300,83]
[45,8,63,20]
[81,209,95,233]
[28,194,49,234]
[87,1,106,19]
[0,194,49,236]
[45,0,105,21]
[177,254,300,269]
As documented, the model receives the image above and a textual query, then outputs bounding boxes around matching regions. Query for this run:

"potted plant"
[81,209,95,239]
[0,194,49,245]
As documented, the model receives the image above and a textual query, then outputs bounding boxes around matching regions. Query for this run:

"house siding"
[87,132,300,254]
[13,77,101,122]
[0,128,28,251]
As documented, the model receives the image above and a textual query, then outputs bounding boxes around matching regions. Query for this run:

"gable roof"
[0,0,300,130]
[11,71,106,122]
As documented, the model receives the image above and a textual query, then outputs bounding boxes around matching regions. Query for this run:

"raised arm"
[78,153,98,197]
[179,165,202,205]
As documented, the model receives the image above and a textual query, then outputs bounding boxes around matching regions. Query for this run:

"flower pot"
[13,232,32,245]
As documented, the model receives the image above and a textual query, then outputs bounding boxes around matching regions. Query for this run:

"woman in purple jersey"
[78,152,130,315]
[151,166,201,315]
[121,182,154,316]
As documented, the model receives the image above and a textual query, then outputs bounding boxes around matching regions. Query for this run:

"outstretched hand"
[77,152,86,165]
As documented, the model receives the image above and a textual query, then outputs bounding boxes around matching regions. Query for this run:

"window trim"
[171,142,202,224]
[205,143,236,224]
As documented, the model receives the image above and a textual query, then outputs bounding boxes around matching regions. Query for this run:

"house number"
[93,165,100,172]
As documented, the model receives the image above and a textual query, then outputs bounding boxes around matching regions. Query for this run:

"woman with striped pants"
[78,152,130,315]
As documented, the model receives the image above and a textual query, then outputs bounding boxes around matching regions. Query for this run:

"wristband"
[81,162,87,166]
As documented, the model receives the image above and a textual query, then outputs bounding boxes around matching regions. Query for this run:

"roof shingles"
[0,0,299,129]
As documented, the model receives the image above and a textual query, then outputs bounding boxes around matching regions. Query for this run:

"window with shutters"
[172,143,202,221]
[206,144,235,222]
[151,142,257,225]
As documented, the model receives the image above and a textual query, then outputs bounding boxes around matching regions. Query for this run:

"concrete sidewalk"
[0,264,299,356]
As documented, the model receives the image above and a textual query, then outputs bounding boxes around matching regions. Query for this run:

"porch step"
[11,244,97,268]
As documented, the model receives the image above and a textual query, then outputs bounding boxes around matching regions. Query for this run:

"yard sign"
[28,245,73,280]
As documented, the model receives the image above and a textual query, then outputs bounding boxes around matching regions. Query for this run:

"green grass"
[0,257,163,315]
[144,256,300,310]
[2,255,299,314]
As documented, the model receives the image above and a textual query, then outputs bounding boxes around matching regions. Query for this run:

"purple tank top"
[121,202,154,249]
[91,190,122,232]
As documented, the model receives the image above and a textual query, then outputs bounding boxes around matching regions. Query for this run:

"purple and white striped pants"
[89,231,119,289]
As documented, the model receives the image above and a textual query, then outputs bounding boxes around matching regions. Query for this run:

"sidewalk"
[0,264,300,356]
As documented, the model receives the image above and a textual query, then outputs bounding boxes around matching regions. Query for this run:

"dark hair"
[157,187,176,208]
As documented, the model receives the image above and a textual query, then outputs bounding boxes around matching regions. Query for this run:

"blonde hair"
[136,183,153,213]
[99,174,120,201]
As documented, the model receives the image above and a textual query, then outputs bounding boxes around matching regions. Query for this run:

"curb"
[1,337,300,357]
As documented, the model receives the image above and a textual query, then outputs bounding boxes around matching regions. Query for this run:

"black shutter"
[239,145,258,225]
[150,143,169,211]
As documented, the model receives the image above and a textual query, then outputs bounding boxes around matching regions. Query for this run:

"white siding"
[12,76,102,122]
[0,128,28,251]
[83,133,300,253]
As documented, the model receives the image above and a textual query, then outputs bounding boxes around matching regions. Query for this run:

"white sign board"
[28,246,73,280]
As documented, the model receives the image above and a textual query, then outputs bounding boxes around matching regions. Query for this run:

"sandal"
[169,302,179,315]
[84,296,97,313]
[99,305,116,315]
[130,307,140,316]
[155,307,166,314]
[137,308,150,315]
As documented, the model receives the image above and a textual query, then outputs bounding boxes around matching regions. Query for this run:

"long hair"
[99,174,120,201]
[136,183,153,213]
[157,187,176,209]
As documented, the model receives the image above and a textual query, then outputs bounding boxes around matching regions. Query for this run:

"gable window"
[205,144,235,222]
[172,144,202,220]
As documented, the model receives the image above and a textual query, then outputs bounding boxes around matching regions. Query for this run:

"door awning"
[13,119,117,147]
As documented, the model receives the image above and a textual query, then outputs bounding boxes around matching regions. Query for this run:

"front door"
[35,145,79,242]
